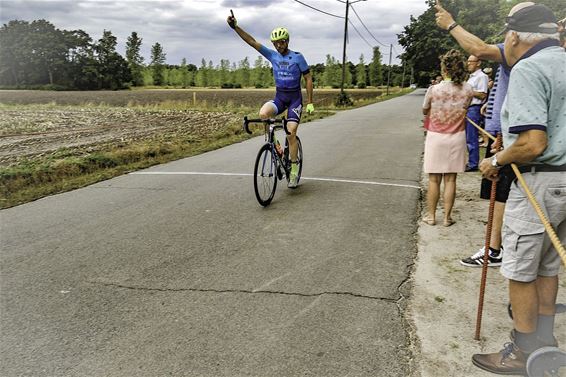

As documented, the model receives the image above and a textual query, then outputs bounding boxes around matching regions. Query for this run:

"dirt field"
[0,88,383,168]
[0,106,238,167]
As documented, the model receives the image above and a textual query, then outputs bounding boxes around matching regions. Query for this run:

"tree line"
[0,19,411,90]
[398,0,564,87]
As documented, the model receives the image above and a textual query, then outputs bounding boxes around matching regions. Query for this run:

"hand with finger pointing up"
[434,0,456,30]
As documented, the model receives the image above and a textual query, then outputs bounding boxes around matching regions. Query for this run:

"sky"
[1,0,429,67]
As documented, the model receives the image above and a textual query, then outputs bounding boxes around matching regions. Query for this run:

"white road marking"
[130,171,421,190]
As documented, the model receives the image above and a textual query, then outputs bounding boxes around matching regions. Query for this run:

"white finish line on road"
[130,171,421,190]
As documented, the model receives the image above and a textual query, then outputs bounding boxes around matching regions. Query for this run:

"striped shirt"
[484,44,511,136]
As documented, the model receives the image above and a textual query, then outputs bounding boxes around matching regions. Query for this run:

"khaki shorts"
[501,172,566,282]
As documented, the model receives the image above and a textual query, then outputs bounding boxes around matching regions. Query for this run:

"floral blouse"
[423,80,474,134]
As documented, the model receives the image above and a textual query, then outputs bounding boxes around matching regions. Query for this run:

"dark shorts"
[271,89,303,123]
[480,137,516,203]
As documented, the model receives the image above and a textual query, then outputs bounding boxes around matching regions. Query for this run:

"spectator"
[474,4,565,375]
[435,0,518,268]
[421,50,473,227]
[464,55,489,172]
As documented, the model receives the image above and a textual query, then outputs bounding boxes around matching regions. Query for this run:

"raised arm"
[227,11,262,52]
[434,1,503,63]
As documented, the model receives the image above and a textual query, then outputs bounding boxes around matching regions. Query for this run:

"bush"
[335,92,353,107]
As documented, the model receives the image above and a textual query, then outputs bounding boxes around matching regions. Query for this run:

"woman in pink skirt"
[422,50,473,226]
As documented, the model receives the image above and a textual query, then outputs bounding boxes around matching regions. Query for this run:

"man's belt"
[468,104,483,107]
[517,164,566,173]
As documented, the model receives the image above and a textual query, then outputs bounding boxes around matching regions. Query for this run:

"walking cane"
[465,117,566,340]
[474,133,501,340]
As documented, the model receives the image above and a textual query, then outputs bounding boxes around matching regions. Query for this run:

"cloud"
[0,0,428,66]
[220,0,279,8]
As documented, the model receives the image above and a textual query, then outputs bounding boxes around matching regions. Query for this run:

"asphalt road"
[1,90,426,376]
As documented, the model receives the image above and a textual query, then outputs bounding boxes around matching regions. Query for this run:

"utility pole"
[338,0,366,105]
[386,43,392,95]
[340,0,350,100]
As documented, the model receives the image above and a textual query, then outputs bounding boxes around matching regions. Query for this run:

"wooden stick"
[474,133,501,340]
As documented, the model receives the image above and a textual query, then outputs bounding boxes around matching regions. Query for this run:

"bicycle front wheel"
[253,143,278,206]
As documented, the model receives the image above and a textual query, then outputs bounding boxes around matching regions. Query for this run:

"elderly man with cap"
[470,3,566,375]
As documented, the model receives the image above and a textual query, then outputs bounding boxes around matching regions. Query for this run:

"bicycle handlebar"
[243,116,289,135]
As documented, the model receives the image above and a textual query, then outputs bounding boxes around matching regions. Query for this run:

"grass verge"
[0,89,413,208]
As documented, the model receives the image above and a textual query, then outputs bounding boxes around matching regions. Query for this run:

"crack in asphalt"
[91,281,398,303]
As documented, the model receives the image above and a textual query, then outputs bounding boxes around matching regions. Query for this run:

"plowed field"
[0,89,383,167]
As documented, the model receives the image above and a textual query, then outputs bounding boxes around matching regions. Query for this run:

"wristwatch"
[491,154,502,168]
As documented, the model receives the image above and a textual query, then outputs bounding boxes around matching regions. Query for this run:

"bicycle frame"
[244,116,291,177]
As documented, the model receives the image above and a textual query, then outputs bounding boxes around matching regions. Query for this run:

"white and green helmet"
[270,27,289,41]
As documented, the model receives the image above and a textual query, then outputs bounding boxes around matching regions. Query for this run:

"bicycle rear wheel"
[284,136,303,183]
[253,143,278,206]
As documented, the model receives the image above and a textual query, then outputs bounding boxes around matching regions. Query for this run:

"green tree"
[150,42,166,86]
[207,60,217,87]
[126,31,144,86]
[195,58,208,87]
[96,30,131,89]
[251,55,269,88]
[218,59,231,87]
[356,54,368,88]
[322,55,341,88]
[29,20,70,85]
[0,20,70,86]
[310,63,325,88]
[0,20,32,85]
[63,29,97,89]
[180,58,192,87]
[368,47,383,87]
[236,57,251,88]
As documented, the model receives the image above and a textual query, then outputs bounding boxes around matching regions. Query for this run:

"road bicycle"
[243,116,303,206]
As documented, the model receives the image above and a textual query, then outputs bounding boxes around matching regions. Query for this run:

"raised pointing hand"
[227,9,237,29]
[434,0,455,30]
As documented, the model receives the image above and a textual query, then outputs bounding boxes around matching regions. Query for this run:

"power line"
[348,20,373,49]
[292,0,344,18]
[350,4,388,47]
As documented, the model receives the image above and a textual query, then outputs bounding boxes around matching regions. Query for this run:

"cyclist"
[227,12,314,188]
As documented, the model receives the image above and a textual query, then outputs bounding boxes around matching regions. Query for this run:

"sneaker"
[288,162,299,188]
[460,246,502,267]
[287,172,298,188]
[472,342,528,375]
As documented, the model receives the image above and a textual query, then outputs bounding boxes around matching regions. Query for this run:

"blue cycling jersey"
[259,45,310,91]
